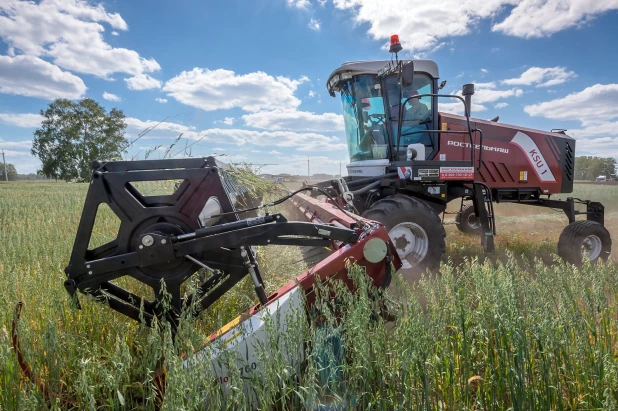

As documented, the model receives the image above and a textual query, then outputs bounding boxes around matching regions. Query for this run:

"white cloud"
[503,67,577,88]
[481,68,489,73]
[125,74,162,90]
[308,90,316,98]
[494,102,509,109]
[242,110,344,132]
[439,81,522,114]
[269,150,282,155]
[575,136,618,158]
[524,84,618,126]
[493,1,618,38]
[308,18,321,31]
[125,117,347,152]
[125,117,202,141]
[111,31,119,36]
[525,84,618,159]
[163,68,307,112]
[287,0,310,9]
[155,98,168,103]
[0,55,87,100]
[568,121,618,139]
[333,0,618,52]
[0,138,38,173]
[0,0,159,80]
[214,117,236,125]
[102,92,121,102]
[0,113,42,128]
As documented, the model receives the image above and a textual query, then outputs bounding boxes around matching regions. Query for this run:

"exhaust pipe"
[462,83,475,118]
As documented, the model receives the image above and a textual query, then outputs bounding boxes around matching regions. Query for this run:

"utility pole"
[1,150,7,182]
[339,162,342,177]
[307,157,310,179]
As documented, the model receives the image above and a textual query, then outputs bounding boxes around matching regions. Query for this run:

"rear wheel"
[455,204,482,236]
[362,195,446,272]
[557,221,611,265]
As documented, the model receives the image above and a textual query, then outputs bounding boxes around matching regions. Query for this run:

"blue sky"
[1,0,618,175]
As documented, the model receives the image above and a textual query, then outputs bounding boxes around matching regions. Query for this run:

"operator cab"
[327,59,440,164]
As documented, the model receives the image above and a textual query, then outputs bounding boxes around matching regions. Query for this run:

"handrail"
[396,93,477,170]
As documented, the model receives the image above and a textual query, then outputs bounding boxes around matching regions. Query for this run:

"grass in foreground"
[1,181,618,409]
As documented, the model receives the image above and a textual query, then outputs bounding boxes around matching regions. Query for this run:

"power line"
[1,150,7,182]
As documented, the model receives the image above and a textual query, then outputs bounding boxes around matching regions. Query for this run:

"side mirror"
[401,62,414,88]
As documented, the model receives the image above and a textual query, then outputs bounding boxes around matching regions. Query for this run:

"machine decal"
[397,166,411,179]
[439,166,474,180]
[447,140,510,154]
[510,131,556,182]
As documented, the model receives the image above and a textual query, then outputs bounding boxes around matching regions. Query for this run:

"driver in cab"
[401,88,428,125]
[391,88,431,146]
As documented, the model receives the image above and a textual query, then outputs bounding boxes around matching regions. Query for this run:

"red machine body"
[437,113,575,195]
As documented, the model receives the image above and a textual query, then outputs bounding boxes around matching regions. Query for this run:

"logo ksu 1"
[510,131,556,182]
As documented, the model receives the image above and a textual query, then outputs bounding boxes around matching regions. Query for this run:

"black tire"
[558,220,611,265]
[362,195,446,272]
[455,204,482,236]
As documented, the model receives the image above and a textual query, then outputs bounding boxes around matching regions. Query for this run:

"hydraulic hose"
[351,180,380,195]
[345,173,398,189]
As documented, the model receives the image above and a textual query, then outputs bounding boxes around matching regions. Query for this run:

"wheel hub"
[389,222,429,268]
[467,213,481,230]
[582,234,602,261]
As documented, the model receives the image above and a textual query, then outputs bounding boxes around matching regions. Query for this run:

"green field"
[1,181,618,409]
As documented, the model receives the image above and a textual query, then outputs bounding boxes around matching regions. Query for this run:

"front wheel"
[557,220,611,265]
[362,195,446,272]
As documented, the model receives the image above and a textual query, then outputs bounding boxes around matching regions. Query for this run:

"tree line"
[574,156,617,181]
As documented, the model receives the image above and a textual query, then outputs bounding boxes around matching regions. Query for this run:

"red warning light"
[389,34,402,54]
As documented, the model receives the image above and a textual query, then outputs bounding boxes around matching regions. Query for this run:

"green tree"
[31,98,127,182]
[0,162,18,181]
[574,156,617,181]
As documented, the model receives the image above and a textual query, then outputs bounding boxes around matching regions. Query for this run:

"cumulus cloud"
[494,102,509,109]
[439,82,522,114]
[287,0,310,9]
[0,0,160,81]
[242,110,344,132]
[163,68,307,112]
[503,67,577,88]
[125,117,347,152]
[333,0,618,52]
[0,138,38,173]
[155,98,168,103]
[102,92,121,102]
[0,55,87,100]
[525,84,618,158]
[125,74,162,90]
[214,117,236,125]
[492,1,618,38]
[308,18,321,31]
[524,84,618,126]
[0,112,42,128]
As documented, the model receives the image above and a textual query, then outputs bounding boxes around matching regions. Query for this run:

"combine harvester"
[311,34,612,270]
[16,34,607,405]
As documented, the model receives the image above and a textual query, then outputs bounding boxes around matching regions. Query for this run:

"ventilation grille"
[564,141,574,181]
